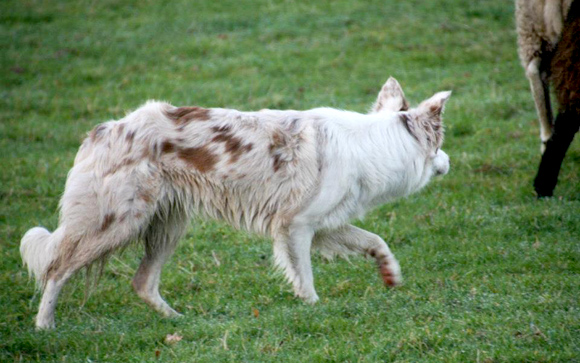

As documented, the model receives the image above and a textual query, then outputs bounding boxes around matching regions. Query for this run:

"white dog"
[21,77,450,329]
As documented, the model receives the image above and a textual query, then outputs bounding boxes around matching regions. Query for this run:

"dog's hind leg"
[35,217,146,329]
[132,206,189,317]
[35,268,73,330]
[313,224,401,287]
[273,225,318,303]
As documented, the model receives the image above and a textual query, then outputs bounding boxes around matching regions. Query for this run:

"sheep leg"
[534,110,580,197]
[526,57,554,152]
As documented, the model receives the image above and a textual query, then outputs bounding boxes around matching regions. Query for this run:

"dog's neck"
[350,116,431,204]
[299,111,433,229]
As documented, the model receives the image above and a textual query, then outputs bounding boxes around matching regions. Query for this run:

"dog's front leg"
[273,225,319,304]
[314,225,402,287]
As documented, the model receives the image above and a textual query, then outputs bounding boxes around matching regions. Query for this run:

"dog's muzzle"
[433,150,450,176]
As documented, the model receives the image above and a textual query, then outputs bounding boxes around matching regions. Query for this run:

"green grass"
[1,0,579,361]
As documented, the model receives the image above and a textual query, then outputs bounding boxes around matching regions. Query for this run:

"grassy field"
[1,0,579,361]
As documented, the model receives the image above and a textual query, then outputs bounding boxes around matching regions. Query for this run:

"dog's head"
[372,77,451,177]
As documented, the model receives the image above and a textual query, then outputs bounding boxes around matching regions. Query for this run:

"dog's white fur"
[21,77,450,329]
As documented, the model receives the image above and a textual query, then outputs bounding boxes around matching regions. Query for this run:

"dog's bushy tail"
[20,226,65,289]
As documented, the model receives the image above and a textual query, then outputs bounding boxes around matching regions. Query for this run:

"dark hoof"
[534,186,554,198]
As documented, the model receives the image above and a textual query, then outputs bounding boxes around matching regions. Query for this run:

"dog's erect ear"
[371,77,409,113]
[417,91,452,119]
[403,90,451,149]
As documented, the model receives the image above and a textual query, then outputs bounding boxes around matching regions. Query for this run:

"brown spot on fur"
[269,132,284,153]
[272,154,283,172]
[178,145,218,173]
[218,134,241,153]
[400,114,419,142]
[269,131,288,172]
[166,106,211,124]
[100,212,116,231]
[161,141,176,154]
[137,189,153,203]
[212,125,232,133]
[379,264,397,287]
[429,104,441,116]
[140,146,152,161]
[90,124,108,142]
[383,275,396,287]
[211,128,252,164]
[212,134,227,144]
[126,130,136,143]
[271,131,284,147]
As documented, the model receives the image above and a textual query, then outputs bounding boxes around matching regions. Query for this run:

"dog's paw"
[162,308,183,319]
[379,258,402,287]
[35,317,56,331]
[297,292,320,304]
